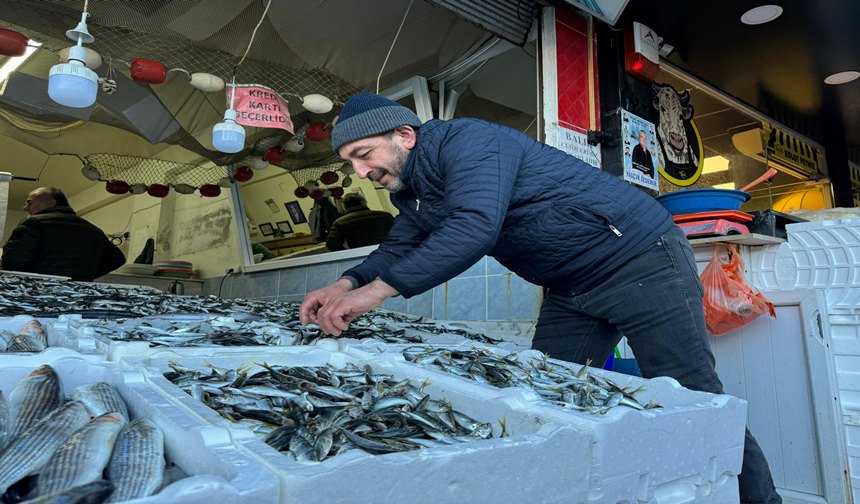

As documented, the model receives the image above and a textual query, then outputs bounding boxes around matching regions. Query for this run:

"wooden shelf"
[688,233,786,246]
[260,235,319,256]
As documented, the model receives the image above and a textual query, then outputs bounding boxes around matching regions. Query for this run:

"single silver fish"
[8,365,63,440]
[37,412,125,497]
[0,401,90,494]
[105,418,165,502]
[70,383,129,420]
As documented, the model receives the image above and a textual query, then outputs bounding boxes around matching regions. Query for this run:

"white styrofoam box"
[653,473,738,504]
[748,218,860,312]
[125,346,593,504]
[829,313,860,413]
[844,415,860,501]
[345,342,746,503]
[0,347,279,504]
[42,314,293,362]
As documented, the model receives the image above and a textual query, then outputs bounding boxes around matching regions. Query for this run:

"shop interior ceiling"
[622,0,860,167]
[0,0,526,210]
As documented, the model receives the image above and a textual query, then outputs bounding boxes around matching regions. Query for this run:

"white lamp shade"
[218,177,233,188]
[212,109,245,153]
[48,60,98,108]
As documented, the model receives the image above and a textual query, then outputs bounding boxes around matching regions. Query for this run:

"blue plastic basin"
[655,188,751,215]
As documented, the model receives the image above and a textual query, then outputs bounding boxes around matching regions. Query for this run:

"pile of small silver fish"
[0,365,169,503]
[400,347,660,415]
[165,361,496,462]
[88,317,286,347]
[0,320,47,353]
[0,274,499,346]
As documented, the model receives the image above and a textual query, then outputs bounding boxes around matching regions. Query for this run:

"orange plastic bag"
[700,244,776,336]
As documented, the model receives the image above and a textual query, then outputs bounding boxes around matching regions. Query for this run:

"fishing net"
[85,153,227,188]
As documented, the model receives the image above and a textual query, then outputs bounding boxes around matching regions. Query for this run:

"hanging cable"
[236,0,273,69]
[376,0,414,94]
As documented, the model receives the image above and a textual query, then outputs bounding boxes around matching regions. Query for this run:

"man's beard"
[376,138,409,192]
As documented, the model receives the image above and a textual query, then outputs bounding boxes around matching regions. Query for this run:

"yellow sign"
[761,124,825,177]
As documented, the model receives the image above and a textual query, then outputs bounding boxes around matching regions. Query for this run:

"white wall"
[239,166,394,242]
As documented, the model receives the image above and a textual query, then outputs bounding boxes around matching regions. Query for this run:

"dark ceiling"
[619,0,860,164]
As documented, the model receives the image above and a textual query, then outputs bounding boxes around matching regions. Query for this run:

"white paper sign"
[557,126,602,169]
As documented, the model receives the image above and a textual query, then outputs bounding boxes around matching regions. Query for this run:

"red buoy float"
[0,29,28,57]
[130,58,167,84]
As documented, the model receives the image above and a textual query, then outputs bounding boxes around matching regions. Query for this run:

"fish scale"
[105,418,165,503]
[70,382,129,420]
[0,401,91,495]
[8,364,63,440]
[36,412,125,497]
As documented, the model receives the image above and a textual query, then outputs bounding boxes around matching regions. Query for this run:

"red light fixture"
[294,187,310,198]
[232,166,254,182]
[146,183,170,198]
[624,22,660,82]
[0,28,28,57]
[129,58,167,84]
[305,122,331,142]
[309,188,325,200]
[105,180,129,194]
[330,187,344,198]
[199,184,222,197]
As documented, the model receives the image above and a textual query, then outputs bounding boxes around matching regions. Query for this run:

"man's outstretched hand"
[299,279,399,336]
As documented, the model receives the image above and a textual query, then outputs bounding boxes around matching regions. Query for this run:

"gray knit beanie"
[331,92,422,153]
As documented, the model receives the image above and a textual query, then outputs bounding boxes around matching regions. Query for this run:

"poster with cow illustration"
[620,109,658,191]
[652,83,704,186]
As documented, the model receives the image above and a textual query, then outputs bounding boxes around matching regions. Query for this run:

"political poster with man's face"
[620,108,658,192]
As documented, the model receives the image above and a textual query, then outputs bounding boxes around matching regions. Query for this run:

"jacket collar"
[35,206,76,216]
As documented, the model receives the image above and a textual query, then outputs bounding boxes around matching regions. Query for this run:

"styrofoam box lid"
[0,348,279,504]
[125,346,595,504]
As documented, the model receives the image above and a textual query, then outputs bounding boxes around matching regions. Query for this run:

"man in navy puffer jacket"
[300,93,780,504]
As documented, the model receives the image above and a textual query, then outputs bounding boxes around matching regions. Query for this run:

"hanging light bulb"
[212,80,245,153]
[48,11,98,108]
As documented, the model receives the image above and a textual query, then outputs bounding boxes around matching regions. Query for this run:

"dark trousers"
[532,225,782,504]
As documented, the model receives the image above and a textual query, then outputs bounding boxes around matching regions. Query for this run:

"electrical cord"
[376,0,414,93]
[217,268,235,297]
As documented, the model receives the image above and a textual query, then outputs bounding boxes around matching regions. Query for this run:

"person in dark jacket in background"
[299,93,781,504]
[1,187,125,281]
[326,193,394,251]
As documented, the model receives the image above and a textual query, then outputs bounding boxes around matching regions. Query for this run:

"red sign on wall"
[228,84,294,133]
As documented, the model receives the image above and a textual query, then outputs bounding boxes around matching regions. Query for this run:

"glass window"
[654,67,831,212]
